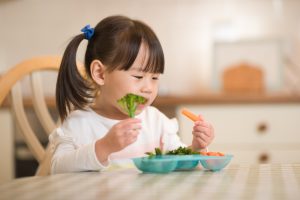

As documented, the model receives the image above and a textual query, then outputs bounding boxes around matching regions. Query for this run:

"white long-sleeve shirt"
[49,106,186,174]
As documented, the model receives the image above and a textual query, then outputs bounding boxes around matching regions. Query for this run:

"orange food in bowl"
[200,151,224,156]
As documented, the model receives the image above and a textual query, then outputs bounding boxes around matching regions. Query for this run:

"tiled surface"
[0,164,299,200]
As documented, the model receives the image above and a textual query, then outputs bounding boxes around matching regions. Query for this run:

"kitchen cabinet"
[176,103,300,164]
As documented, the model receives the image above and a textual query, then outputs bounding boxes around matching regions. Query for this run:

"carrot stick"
[181,108,202,122]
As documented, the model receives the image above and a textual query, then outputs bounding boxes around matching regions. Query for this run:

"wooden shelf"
[153,93,300,106]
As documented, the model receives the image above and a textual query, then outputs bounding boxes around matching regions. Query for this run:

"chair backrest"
[0,56,61,176]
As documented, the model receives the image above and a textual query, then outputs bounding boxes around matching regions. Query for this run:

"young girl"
[50,15,214,174]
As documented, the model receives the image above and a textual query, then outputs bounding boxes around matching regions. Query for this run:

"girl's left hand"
[191,118,214,150]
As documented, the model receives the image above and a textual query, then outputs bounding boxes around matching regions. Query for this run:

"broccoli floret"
[145,146,198,158]
[166,146,198,155]
[117,93,147,118]
[155,147,162,156]
[145,147,163,158]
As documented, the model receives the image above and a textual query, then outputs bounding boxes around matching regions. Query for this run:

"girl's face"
[94,43,161,119]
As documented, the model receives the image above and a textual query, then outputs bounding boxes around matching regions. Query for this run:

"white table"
[0,163,300,200]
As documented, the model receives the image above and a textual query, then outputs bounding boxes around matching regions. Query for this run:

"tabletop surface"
[0,163,300,200]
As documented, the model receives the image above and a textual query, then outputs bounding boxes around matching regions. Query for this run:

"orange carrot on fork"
[181,108,202,122]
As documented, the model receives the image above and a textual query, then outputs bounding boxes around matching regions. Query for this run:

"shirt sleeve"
[49,127,109,174]
[159,113,186,151]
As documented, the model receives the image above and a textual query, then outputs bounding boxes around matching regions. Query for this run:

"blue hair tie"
[81,24,94,40]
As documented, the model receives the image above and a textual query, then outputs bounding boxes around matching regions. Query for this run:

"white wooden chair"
[0,56,61,176]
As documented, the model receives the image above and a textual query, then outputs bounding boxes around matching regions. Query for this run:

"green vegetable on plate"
[145,146,198,158]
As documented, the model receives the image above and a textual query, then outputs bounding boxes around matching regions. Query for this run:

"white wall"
[0,0,300,95]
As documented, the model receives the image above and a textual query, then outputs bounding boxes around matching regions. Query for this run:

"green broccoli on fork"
[117,93,147,118]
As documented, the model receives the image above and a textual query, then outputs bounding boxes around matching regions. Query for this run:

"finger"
[125,128,140,137]
[193,126,211,136]
[123,117,141,122]
[118,118,141,127]
[194,121,211,128]
[193,125,208,132]
[128,123,142,131]
[198,114,204,121]
[196,139,207,148]
[193,131,210,142]
[128,129,140,136]
[126,133,139,144]
[122,121,142,131]
[199,133,213,146]
[127,136,138,144]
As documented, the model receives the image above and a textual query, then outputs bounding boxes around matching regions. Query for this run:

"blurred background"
[0,0,300,181]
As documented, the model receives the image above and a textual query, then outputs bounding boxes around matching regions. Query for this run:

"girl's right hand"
[98,118,142,155]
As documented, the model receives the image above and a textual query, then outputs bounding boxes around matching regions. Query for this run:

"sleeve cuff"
[89,140,111,170]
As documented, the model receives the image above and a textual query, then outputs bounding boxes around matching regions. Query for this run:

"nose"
[141,79,152,94]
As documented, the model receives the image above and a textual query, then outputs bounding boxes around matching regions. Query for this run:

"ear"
[90,60,106,86]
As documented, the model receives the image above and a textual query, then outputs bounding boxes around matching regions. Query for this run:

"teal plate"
[132,156,177,173]
[132,155,233,173]
[199,155,233,171]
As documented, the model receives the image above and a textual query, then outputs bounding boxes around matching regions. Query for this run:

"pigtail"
[56,34,94,121]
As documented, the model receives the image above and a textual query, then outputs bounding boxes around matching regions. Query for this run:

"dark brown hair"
[56,15,164,121]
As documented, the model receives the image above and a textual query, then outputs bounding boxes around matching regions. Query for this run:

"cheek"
[153,81,159,92]
[119,79,138,92]
[108,78,137,98]
[152,85,159,95]
[148,82,159,101]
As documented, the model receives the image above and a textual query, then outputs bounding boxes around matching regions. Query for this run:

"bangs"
[110,20,164,74]
[140,39,164,74]
[112,31,141,72]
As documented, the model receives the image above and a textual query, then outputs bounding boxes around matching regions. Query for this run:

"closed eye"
[152,77,159,80]
[133,75,143,79]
